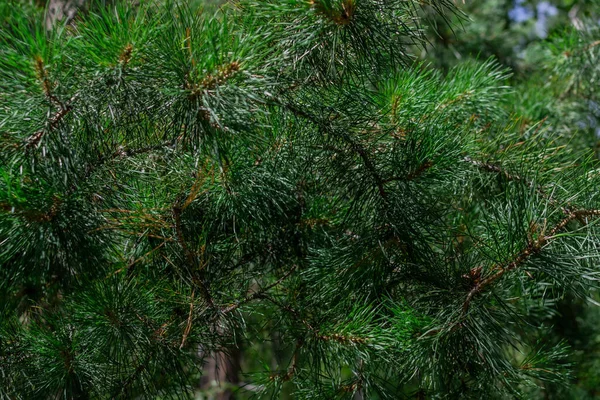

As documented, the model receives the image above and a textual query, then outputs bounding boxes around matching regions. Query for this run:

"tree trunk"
[45,0,87,30]
[201,347,241,400]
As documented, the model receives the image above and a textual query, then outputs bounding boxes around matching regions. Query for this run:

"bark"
[201,347,241,400]
[45,0,87,30]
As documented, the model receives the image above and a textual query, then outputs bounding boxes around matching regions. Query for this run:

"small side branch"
[27,57,76,150]
[349,140,388,200]
[311,0,356,26]
[114,352,154,397]
[172,203,215,309]
[26,105,72,150]
[172,205,195,267]
[463,155,573,213]
[26,94,77,150]
[220,265,297,315]
[463,156,528,184]
[83,141,176,183]
[0,195,61,223]
[278,339,303,382]
[564,39,600,57]
[265,296,369,346]
[383,160,434,183]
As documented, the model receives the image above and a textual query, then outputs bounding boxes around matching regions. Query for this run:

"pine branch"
[111,241,167,276]
[564,39,600,57]
[3,1,599,396]
[81,141,176,185]
[463,156,527,183]
[462,209,600,315]
[271,99,391,200]
[24,58,77,149]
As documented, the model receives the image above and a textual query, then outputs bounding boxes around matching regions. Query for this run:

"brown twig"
[115,352,154,397]
[565,39,600,57]
[111,241,167,276]
[180,289,196,349]
[584,40,600,52]
[275,100,389,200]
[263,296,317,333]
[34,56,62,106]
[172,205,195,267]
[463,156,527,184]
[82,141,176,184]
[26,106,72,150]
[25,93,78,150]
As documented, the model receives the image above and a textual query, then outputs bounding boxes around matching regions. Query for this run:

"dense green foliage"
[2,0,600,398]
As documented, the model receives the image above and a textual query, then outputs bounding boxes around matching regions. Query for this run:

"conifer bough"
[1,0,600,398]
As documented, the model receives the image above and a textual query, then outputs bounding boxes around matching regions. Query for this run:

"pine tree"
[2,0,600,399]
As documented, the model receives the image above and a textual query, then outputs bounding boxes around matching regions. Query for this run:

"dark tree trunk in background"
[45,0,87,30]
[201,347,241,400]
